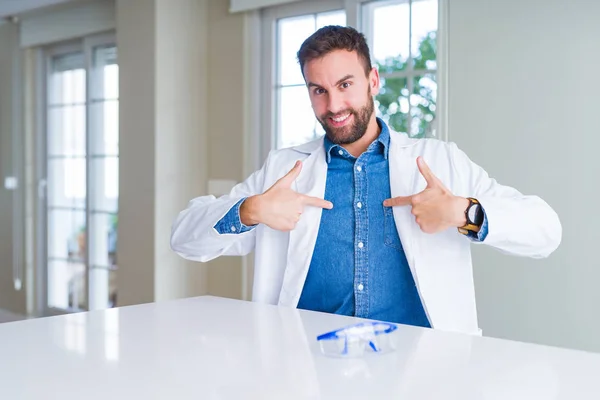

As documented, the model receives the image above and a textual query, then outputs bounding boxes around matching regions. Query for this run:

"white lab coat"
[171,130,561,335]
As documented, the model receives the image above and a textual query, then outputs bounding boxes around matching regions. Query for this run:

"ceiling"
[0,0,73,19]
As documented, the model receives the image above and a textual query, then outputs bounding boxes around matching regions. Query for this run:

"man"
[171,26,561,335]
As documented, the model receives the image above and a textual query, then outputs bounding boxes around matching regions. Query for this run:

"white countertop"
[1,295,599,399]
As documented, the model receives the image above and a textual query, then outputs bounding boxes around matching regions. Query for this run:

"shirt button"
[356,165,362,172]
[230,226,237,232]
[357,202,362,209]
[338,150,344,156]
[358,284,364,291]
[358,242,364,249]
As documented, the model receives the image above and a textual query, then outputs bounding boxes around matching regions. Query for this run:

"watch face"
[468,203,483,225]
[468,204,477,224]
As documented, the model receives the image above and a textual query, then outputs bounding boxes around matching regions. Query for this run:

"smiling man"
[171,26,561,335]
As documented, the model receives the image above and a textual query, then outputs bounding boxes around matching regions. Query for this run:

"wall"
[116,0,210,305]
[205,0,246,300]
[154,0,209,301]
[115,0,158,305]
[448,0,600,352]
[0,21,28,315]
[118,0,248,303]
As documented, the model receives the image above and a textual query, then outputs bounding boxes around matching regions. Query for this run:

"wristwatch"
[458,197,484,235]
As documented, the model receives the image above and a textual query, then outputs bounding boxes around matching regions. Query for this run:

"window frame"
[39,31,118,316]
[258,0,448,162]
[260,0,345,161]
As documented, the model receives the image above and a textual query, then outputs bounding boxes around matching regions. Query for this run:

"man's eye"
[341,82,351,89]
[314,88,326,95]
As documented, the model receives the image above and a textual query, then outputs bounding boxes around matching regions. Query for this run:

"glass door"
[43,34,118,314]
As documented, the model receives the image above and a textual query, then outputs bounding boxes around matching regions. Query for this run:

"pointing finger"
[383,196,413,207]
[300,195,333,209]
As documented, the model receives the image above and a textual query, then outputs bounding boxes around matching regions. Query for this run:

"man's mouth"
[328,113,352,127]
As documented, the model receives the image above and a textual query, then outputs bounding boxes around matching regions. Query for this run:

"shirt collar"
[324,117,390,163]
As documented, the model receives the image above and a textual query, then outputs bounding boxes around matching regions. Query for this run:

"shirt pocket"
[384,206,404,251]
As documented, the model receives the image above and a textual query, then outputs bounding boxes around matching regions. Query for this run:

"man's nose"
[327,92,345,115]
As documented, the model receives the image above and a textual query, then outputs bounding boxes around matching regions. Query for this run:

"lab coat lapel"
[278,144,328,307]
[388,133,421,288]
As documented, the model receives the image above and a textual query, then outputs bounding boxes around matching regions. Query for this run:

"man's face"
[303,50,380,145]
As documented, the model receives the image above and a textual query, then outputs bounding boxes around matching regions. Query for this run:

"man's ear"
[369,67,380,96]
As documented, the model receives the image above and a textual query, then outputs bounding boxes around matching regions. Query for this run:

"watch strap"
[458,198,481,235]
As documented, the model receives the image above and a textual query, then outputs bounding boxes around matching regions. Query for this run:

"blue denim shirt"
[214,119,488,327]
[296,120,431,326]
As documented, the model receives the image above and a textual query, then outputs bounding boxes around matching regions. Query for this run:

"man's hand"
[240,161,333,231]
[383,157,469,234]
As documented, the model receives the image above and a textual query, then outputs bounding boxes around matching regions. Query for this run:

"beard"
[317,90,375,145]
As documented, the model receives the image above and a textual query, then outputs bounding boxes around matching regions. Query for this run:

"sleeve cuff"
[213,198,257,235]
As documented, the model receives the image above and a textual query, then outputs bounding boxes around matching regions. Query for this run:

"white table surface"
[1,295,599,399]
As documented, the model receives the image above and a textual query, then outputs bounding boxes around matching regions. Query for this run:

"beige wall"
[117,0,247,305]
[205,0,246,300]
[116,0,216,306]
[116,0,158,306]
[0,22,27,315]
[154,0,210,301]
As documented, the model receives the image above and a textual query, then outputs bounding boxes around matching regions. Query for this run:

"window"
[276,10,346,148]
[363,0,439,138]
[262,0,445,158]
[44,34,118,313]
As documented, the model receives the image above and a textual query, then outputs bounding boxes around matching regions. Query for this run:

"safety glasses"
[317,321,397,357]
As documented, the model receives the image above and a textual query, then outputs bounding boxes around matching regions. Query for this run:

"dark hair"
[297,25,372,78]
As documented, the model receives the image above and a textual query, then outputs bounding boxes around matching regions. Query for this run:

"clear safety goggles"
[316,321,397,357]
